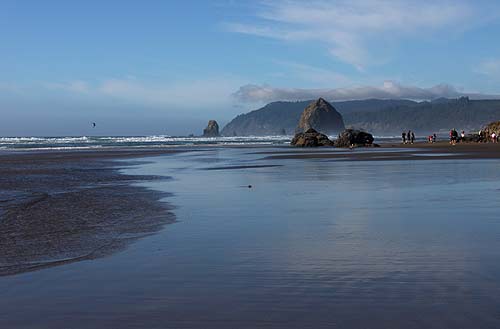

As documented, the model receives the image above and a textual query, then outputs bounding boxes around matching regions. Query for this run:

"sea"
[1,145,500,328]
[0,135,414,150]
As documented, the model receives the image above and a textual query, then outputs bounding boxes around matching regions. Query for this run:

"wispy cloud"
[272,60,351,86]
[44,80,90,93]
[37,77,241,111]
[225,0,491,70]
[475,58,500,77]
[233,81,500,103]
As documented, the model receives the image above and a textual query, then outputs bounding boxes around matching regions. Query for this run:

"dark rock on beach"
[484,121,500,135]
[335,129,375,147]
[203,120,220,137]
[462,133,483,143]
[291,128,334,147]
[296,98,345,135]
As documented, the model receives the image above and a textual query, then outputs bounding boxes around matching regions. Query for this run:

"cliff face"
[203,120,220,137]
[343,97,500,134]
[221,98,500,136]
[296,98,345,135]
[221,101,310,136]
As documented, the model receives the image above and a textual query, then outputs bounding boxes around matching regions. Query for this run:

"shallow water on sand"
[2,147,500,328]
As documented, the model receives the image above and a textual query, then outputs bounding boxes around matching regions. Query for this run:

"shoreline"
[261,141,500,161]
[0,148,185,276]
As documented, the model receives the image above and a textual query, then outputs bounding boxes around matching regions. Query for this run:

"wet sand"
[2,144,500,328]
[262,141,500,161]
[0,148,184,276]
[1,142,499,277]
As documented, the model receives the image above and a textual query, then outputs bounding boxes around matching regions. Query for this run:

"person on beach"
[411,131,415,144]
[492,132,497,143]
[461,131,465,142]
[407,130,411,144]
[432,133,437,143]
[450,129,457,145]
[402,132,406,144]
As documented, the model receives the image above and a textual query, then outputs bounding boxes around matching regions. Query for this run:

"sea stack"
[335,129,375,147]
[291,128,334,147]
[296,98,345,135]
[203,120,220,137]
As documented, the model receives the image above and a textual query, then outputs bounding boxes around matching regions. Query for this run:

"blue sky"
[2,0,500,136]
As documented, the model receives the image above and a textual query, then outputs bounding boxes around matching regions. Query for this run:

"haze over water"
[2,147,500,328]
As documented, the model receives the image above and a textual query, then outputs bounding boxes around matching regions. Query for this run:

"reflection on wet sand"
[1,146,500,328]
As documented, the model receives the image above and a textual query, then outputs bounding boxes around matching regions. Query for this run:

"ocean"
[0,135,414,151]
[0,135,292,150]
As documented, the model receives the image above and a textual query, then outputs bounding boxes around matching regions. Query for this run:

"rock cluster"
[291,128,334,147]
[203,120,220,137]
[335,129,375,147]
[296,98,345,135]
[484,121,500,134]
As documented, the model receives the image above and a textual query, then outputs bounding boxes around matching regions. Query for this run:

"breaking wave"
[0,135,293,150]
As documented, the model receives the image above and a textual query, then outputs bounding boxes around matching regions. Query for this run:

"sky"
[2,0,500,136]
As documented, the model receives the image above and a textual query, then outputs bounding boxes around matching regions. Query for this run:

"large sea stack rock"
[203,120,220,137]
[291,128,334,147]
[335,129,374,147]
[296,98,345,135]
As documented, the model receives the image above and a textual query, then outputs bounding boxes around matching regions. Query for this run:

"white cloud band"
[233,81,500,103]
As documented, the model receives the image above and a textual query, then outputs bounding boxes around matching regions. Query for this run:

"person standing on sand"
[450,129,457,145]
[402,132,406,144]
[407,130,411,144]
[411,131,415,144]
[433,133,437,143]
[492,132,497,143]
[479,129,485,142]
[461,131,465,143]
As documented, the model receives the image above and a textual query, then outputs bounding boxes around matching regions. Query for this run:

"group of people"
[479,129,499,143]
[401,130,415,144]
[450,129,499,144]
[449,129,465,145]
[427,134,437,143]
[401,129,499,145]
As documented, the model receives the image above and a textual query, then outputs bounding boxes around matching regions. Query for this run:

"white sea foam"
[0,135,292,150]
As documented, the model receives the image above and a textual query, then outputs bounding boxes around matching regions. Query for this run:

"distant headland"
[219,97,500,136]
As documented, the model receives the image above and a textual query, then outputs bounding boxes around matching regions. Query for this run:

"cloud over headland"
[233,81,500,103]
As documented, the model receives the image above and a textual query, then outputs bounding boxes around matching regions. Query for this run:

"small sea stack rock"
[291,128,334,147]
[203,120,220,137]
[335,129,374,147]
